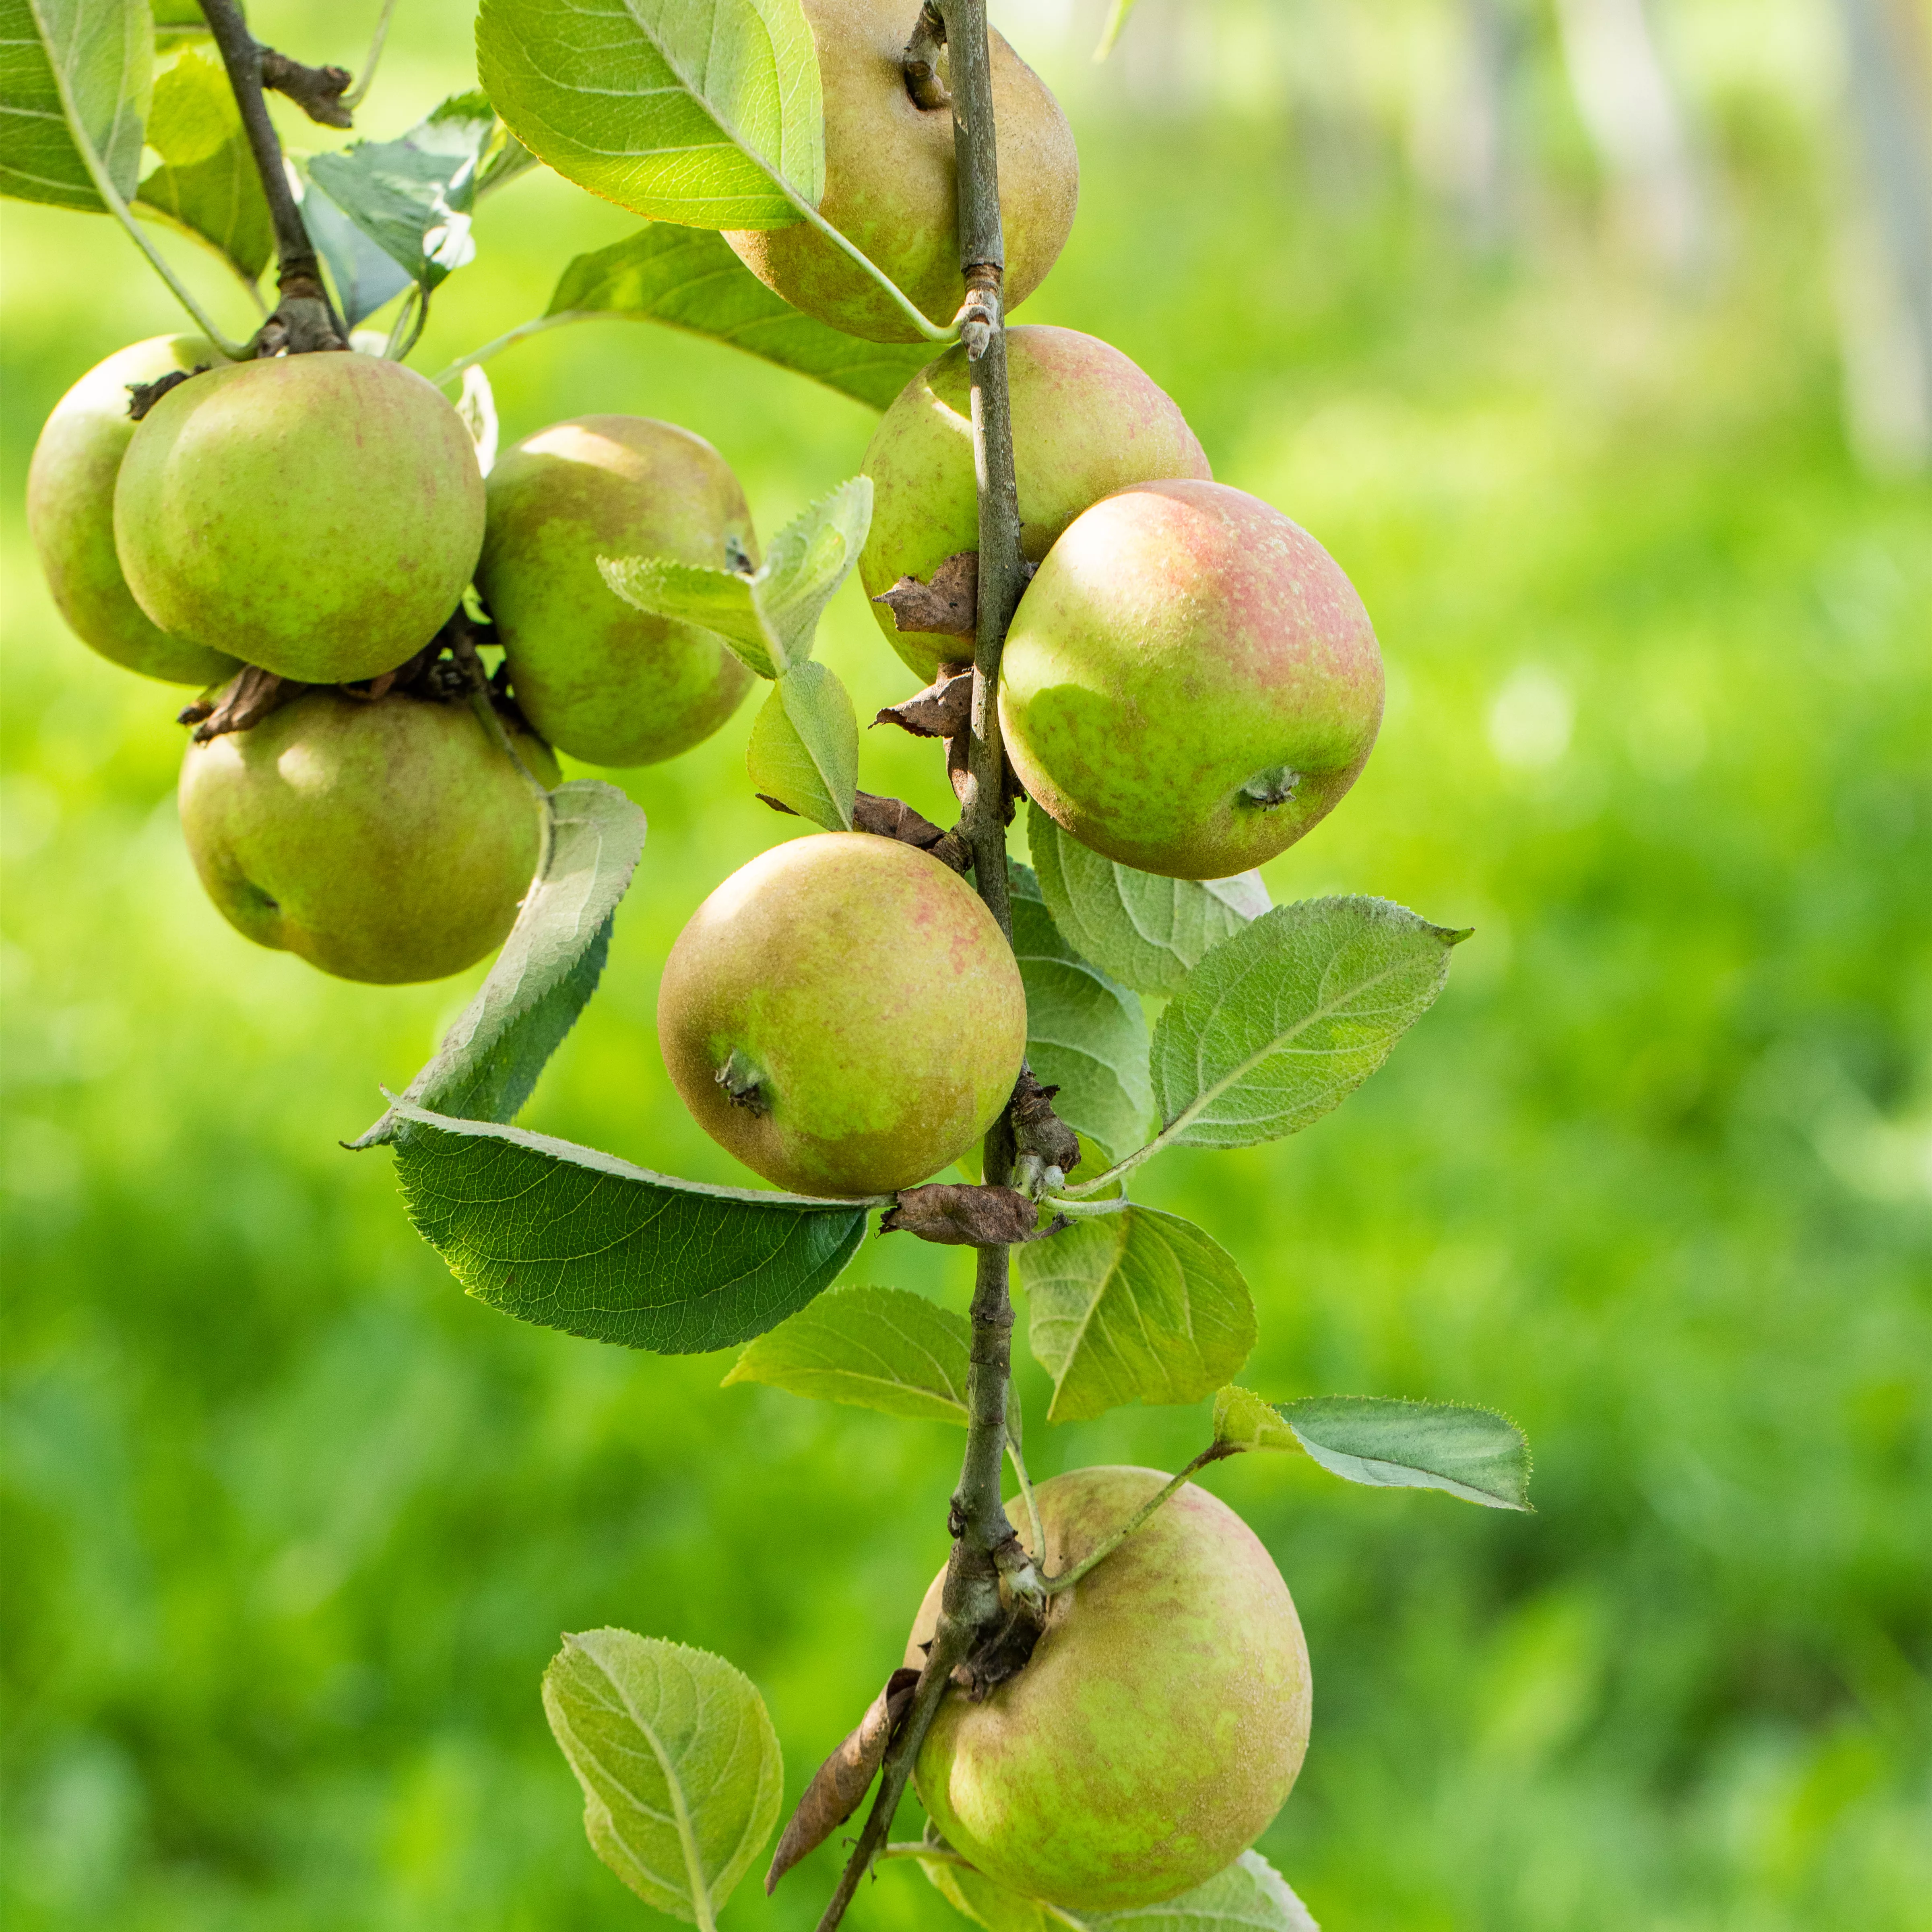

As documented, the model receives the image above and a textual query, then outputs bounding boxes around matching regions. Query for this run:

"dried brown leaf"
[765,1666,920,1892]
[179,665,307,742]
[1008,1070,1082,1175]
[873,668,974,741]
[850,792,970,872]
[873,551,978,637]
[880,1186,1067,1247]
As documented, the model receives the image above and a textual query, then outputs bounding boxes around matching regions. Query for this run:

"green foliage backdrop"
[2,2,1927,1928]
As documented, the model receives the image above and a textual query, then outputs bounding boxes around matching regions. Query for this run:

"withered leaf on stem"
[881,1185,1068,1247]
[766,1666,921,1893]
[179,665,307,742]
[850,792,970,872]
[873,667,974,741]
[873,551,978,638]
[1008,1069,1082,1176]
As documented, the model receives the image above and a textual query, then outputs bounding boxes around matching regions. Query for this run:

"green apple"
[178,691,558,985]
[27,336,241,685]
[1000,481,1384,880]
[861,325,1212,682]
[722,0,1077,344]
[477,417,758,768]
[116,353,485,685]
[906,1466,1311,1911]
[657,833,1027,1197]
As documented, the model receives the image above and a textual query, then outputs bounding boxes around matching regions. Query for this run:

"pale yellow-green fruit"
[27,336,241,685]
[178,691,559,985]
[907,1467,1311,1911]
[477,417,758,768]
[657,834,1028,1197]
[861,326,1212,682]
[116,353,485,684]
[722,0,1077,343]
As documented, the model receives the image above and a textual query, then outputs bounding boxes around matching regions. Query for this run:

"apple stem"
[198,0,348,355]
[811,9,1032,1929]
[1041,1452,1220,1596]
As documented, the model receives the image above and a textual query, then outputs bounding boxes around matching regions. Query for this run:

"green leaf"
[300,169,411,327]
[543,227,932,410]
[1009,865,1150,1165]
[544,1629,782,1924]
[1211,1383,1302,1455]
[921,1847,1318,1932]
[719,1283,965,1420]
[152,0,214,46]
[921,1855,1057,1932]
[1092,1852,1320,1932]
[603,477,872,681]
[353,780,645,1148]
[746,663,859,831]
[134,42,270,284]
[1276,1395,1533,1511]
[477,0,823,229]
[306,91,532,299]
[386,1103,874,1354]
[605,555,776,675]
[1028,803,1269,998]
[1149,897,1466,1151]
[0,0,152,211]
[754,476,872,667]
[1017,1207,1255,1424]
[724,1285,971,1424]
[1094,0,1140,64]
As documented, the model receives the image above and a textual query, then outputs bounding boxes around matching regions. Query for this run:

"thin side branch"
[902,1,949,110]
[198,0,345,353]
[259,49,353,127]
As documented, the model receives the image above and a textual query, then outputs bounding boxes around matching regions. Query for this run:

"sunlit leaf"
[300,169,411,326]
[1028,803,1268,998]
[1018,1207,1255,1424]
[306,90,531,298]
[477,0,823,228]
[1210,1383,1300,1455]
[1150,898,1466,1150]
[543,227,931,410]
[544,1629,782,1922]
[0,0,151,211]
[386,1103,873,1354]
[353,780,644,1147]
[135,42,271,283]
[746,663,858,830]
[1093,0,1140,64]
[604,477,871,683]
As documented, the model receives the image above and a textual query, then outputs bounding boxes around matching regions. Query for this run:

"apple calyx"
[714,1049,771,1117]
[1239,766,1303,809]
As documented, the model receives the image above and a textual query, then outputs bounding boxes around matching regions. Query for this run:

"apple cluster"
[19,5,1380,1916]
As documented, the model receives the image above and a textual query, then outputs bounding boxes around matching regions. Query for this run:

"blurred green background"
[3,1,1928,1926]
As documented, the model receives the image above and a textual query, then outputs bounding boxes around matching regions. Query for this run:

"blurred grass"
[2,2,1929,1928]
